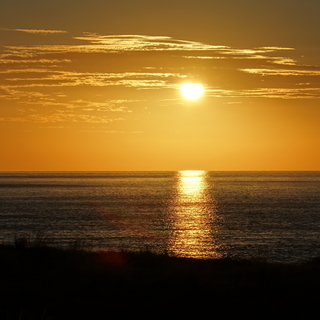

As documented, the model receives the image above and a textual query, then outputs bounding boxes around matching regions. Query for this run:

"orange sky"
[1,0,320,171]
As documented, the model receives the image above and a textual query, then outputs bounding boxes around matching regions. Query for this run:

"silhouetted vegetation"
[1,238,320,319]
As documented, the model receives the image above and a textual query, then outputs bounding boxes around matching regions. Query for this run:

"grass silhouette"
[1,237,320,319]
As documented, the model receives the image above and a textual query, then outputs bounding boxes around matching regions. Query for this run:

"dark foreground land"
[1,242,320,319]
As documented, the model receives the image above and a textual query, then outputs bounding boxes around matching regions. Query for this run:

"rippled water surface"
[1,171,320,262]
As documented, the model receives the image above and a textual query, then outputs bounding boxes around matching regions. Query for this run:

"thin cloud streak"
[1,28,68,34]
[241,68,320,76]
[0,113,124,124]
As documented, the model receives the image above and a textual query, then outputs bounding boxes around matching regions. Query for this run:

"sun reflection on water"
[168,170,220,259]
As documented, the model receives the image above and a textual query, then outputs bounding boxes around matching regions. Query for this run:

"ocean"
[1,171,320,263]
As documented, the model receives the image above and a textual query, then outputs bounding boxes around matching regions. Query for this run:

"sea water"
[1,171,320,263]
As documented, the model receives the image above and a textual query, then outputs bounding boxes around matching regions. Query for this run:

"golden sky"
[1,0,320,171]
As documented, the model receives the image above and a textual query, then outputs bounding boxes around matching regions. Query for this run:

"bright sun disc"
[180,83,204,100]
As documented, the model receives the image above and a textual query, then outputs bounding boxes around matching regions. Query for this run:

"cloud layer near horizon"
[1,29,320,126]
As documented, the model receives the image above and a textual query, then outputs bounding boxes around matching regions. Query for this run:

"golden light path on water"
[168,170,221,259]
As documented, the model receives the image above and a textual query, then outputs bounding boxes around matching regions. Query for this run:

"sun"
[180,83,204,100]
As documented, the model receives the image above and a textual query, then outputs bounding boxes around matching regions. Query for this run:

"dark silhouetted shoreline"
[1,240,320,319]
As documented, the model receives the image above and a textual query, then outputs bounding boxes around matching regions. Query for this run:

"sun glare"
[180,83,204,100]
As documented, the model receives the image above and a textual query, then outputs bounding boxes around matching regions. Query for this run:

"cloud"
[0,89,134,112]
[65,99,134,112]
[73,33,226,52]
[1,70,184,89]
[0,113,124,124]
[207,87,320,99]
[1,28,67,35]
[181,56,224,60]
[0,60,71,65]
[1,30,320,127]
[241,68,320,76]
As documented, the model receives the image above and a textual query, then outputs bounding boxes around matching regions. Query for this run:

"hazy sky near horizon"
[1,0,320,171]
